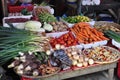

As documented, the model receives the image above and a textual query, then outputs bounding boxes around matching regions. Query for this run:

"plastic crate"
[8,5,33,13]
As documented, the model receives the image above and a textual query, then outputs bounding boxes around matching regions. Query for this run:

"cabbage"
[24,21,42,32]
[43,22,53,31]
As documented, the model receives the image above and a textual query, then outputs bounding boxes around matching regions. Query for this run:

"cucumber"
[104,30,120,42]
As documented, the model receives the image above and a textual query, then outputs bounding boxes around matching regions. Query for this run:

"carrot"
[70,22,107,44]
[76,37,84,43]
[92,28,99,36]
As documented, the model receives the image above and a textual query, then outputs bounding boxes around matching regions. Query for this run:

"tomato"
[67,41,71,45]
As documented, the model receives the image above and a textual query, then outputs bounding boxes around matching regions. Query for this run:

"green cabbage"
[25,21,42,32]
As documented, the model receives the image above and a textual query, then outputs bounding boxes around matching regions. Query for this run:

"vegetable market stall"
[1,1,120,80]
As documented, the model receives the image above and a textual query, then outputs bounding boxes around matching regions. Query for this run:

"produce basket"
[94,21,120,32]
[94,21,120,27]
[2,16,32,27]
[15,68,60,79]
[83,46,120,64]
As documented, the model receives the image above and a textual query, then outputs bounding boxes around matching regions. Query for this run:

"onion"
[55,44,61,50]
[84,57,89,62]
[67,53,72,57]
[46,50,51,55]
[71,51,77,55]
[73,54,79,60]
[83,61,88,67]
[60,45,65,49]
[78,57,84,62]
[77,63,83,67]
[72,60,78,66]
[88,59,94,65]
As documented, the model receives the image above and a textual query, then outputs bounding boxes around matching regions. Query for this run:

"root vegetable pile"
[71,22,109,44]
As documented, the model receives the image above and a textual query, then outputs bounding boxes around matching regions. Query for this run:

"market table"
[25,62,117,80]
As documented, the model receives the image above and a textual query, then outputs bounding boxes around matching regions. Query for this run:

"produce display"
[34,7,50,17]
[49,21,68,32]
[63,15,90,23]
[50,32,78,48]
[2,4,120,79]
[8,51,60,77]
[94,24,120,32]
[65,46,94,67]
[38,12,57,23]
[71,22,109,44]
[84,46,120,64]
[0,26,50,65]
[94,21,120,33]
[5,18,29,23]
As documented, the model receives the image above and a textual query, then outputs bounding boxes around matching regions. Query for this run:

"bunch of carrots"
[71,22,109,44]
